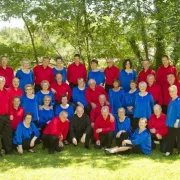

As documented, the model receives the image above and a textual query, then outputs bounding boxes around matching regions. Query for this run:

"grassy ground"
[0,144,180,180]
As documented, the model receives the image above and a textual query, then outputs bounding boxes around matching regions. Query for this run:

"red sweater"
[137,68,156,84]
[104,65,119,85]
[147,83,163,105]
[33,65,54,85]
[148,113,168,136]
[67,62,87,84]
[9,107,24,130]
[43,116,69,140]
[51,82,72,101]
[85,86,108,105]
[94,114,115,140]
[0,88,9,115]
[0,66,14,88]
[156,65,178,87]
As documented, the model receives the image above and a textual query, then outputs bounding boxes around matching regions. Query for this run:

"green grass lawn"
[0,144,180,180]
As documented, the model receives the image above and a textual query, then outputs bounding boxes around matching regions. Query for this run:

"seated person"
[115,108,131,147]
[55,95,74,120]
[94,106,115,149]
[42,111,69,154]
[13,113,40,154]
[70,106,92,149]
[105,118,151,155]
[148,104,168,152]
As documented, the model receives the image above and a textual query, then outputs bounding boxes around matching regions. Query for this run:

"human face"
[60,113,68,122]
[139,84,147,92]
[101,109,109,119]
[1,57,8,67]
[118,109,125,118]
[169,89,177,99]
[74,56,80,64]
[61,97,68,105]
[147,76,155,86]
[56,59,62,67]
[24,115,32,125]
[78,79,85,87]
[76,108,84,117]
[154,106,161,117]
[99,95,106,105]
[89,80,96,90]
[44,97,51,106]
[139,119,147,129]
[167,74,175,85]
[91,62,98,70]
[162,57,169,66]
[12,78,20,88]
[143,61,149,70]
[125,61,131,69]
[25,86,33,95]
[13,98,20,108]
[42,58,49,67]
[106,59,113,67]
[113,81,119,88]
[0,78,5,88]
[56,74,63,83]
[130,82,136,90]
[23,61,30,69]
[42,82,49,90]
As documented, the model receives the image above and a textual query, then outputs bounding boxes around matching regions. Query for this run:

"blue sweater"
[134,93,154,119]
[36,90,55,106]
[130,128,151,155]
[21,95,39,122]
[108,88,125,115]
[13,122,40,145]
[38,108,54,128]
[53,67,66,82]
[72,87,88,107]
[115,116,131,135]
[166,97,180,128]
[88,70,105,85]
[124,90,139,115]
[119,70,136,92]
[16,69,34,91]
[55,105,74,120]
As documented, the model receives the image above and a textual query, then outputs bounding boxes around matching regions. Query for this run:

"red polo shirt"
[147,83,163,105]
[148,113,168,136]
[137,68,156,84]
[9,107,24,130]
[0,66,14,88]
[33,65,54,85]
[67,62,87,84]
[104,65,119,85]
[43,116,69,140]
[0,88,9,115]
[85,86,108,105]
[94,114,115,140]
[156,65,178,87]
[51,82,72,102]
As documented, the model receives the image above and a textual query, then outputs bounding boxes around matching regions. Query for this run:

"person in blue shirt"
[36,80,55,108]
[21,84,39,126]
[38,95,54,130]
[115,108,131,147]
[16,59,34,91]
[105,118,151,155]
[133,81,154,131]
[13,113,40,154]
[88,59,105,86]
[165,85,180,156]
[108,79,125,116]
[53,56,66,82]
[55,95,74,120]
[119,59,136,92]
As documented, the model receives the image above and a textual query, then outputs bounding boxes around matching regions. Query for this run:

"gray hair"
[0,76,5,82]
[138,81,147,88]
[139,117,147,123]
[118,107,125,113]
[21,59,30,66]
[101,106,109,112]
[153,104,162,111]
[88,79,96,85]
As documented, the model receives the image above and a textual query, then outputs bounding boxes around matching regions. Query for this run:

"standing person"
[67,54,87,90]
[0,76,13,156]
[88,59,105,86]
[104,58,119,93]
[137,59,156,85]
[119,59,136,92]
[165,85,180,156]
[53,56,66,82]
[16,59,34,91]
[33,57,54,93]
[156,55,178,87]
[0,56,14,88]
[70,106,92,149]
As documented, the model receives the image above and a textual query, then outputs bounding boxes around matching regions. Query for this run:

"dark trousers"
[42,135,59,151]
[116,132,129,147]
[105,84,113,93]
[132,118,139,132]
[0,115,12,153]
[34,84,42,93]
[166,127,180,153]
[99,131,113,148]
[126,114,134,129]
[162,105,168,114]
[69,83,77,90]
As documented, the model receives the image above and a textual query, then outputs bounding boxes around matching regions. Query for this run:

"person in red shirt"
[0,76,13,155]
[9,97,24,133]
[42,111,69,154]
[94,106,115,149]
[85,79,108,109]
[0,56,14,88]
[33,57,54,93]
[147,74,163,105]
[156,55,178,87]
[148,104,168,152]
[51,72,72,102]
[137,59,156,85]
[67,54,87,90]
[104,58,119,93]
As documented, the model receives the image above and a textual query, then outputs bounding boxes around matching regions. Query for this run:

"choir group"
[0,54,179,157]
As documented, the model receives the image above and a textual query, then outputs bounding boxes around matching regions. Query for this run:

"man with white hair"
[0,76,13,156]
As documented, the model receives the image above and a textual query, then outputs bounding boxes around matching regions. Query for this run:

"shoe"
[48,149,55,154]
[6,150,14,155]
[84,146,90,149]
[104,149,113,155]
[94,144,101,149]
[164,152,171,157]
